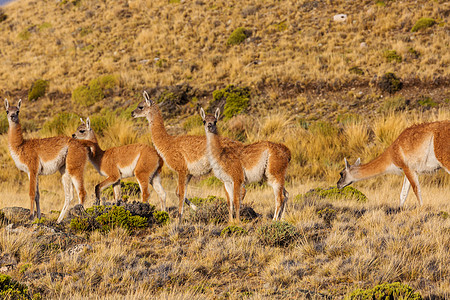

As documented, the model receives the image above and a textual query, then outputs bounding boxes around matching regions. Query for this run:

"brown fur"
[5,99,88,222]
[201,108,291,223]
[338,121,450,206]
[72,119,166,210]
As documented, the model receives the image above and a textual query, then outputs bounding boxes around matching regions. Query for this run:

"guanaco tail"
[72,118,166,210]
[337,121,450,206]
[4,99,88,223]
[131,91,203,220]
[201,108,291,223]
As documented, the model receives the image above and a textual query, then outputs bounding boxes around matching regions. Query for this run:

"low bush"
[96,206,148,233]
[383,50,402,63]
[211,85,251,120]
[296,186,368,202]
[411,17,436,32]
[378,72,403,94]
[257,221,298,247]
[72,75,118,106]
[0,9,7,23]
[0,274,29,300]
[188,196,229,224]
[347,282,422,299]
[153,211,170,225]
[349,66,364,75]
[221,225,248,237]
[226,27,249,46]
[28,79,49,101]
[417,96,438,108]
[317,207,337,226]
[41,112,80,135]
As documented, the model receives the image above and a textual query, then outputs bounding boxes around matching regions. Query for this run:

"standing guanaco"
[5,99,88,222]
[72,118,166,210]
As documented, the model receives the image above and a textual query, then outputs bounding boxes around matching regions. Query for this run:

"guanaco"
[131,91,216,221]
[337,121,450,206]
[4,99,88,222]
[201,108,291,223]
[72,118,166,210]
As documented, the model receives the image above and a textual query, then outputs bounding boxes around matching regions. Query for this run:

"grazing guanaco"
[200,108,291,223]
[4,99,88,222]
[72,118,166,210]
[132,91,217,221]
[337,121,450,206]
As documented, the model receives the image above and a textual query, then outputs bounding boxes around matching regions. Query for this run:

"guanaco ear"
[86,117,91,130]
[214,108,220,120]
[80,118,85,125]
[344,158,350,170]
[355,158,361,166]
[200,107,206,120]
[17,99,22,110]
[143,91,153,106]
[4,99,9,110]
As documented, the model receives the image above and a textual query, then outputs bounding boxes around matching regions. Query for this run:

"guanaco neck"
[86,133,105,161]
[352,149,395,180]
[205,130,224,160]
[8,122,25,150]
[146,109,174,153]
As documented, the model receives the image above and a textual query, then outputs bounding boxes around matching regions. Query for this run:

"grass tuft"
[226,27,248,46]
[411,17,436,32]
[257,221,298,247]
[28,79,49,101]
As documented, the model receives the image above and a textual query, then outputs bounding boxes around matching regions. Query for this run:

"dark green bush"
[221,225,248,237]
[211,85,251,120]
[257,221,298,247]
[381,96,407,112]
[96,206,148,233]
[296,186,368,202]
[28,79,49,101]
[411,17,436,32]
[226,27,248,46]
[348,282,422,300]
[317,207,337,226]
[188,196,229,224]
[0,274,29,300]
[378,72,403,94]
[153,211,170,225]
[383,50,402,63]
[417,96,438,108]
[0,9,7,23]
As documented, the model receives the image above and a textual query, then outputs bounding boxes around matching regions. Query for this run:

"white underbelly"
[39,148,68,175]
[118,155,140,178]
[187,155,211,177]
[207,154,232,183]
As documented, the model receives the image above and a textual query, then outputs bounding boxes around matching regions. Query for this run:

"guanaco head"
[4,99,21,124]
[131,91,157,122]
[337,158,361,189]
[200,107,220,135]
[72,118,95,141]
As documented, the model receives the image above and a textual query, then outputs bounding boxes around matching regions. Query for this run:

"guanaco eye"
[202,120,206,124]
[138,106,143,110]
[6,111,8,114]
[214,121,217,125]
[79,130,85,133]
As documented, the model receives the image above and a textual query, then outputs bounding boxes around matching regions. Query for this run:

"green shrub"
[408,47,420,59]
[349,66,364,75]
[18,28,32,40]
[347,282,422,300]
[102,181,141,201]
[221,225,248,237]
[296,186,368,202]
[378,72,403,94]
[72,75,118,106]
[411,17,436,32]
[309,121,339,136]
[417,96,438,108]
[183,115,203,132]
[257,221,298,247]
[41,112,80,135]
[28,79,48,101]
[200,176,223,187]
[153,211,170,225]
[226,27,248,46]
[211,85,251,120]
[70,216,92,234]
[96,206,148,233]
[382,96,407,112]
[0,274,29,300]
[383,50,402,63]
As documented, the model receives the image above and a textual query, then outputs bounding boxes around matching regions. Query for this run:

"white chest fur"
[187,155,211,177]
[9,147,29,174]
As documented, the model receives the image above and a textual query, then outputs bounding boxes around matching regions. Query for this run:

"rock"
[0,253,17,271]
[1,207,31,224]
[65,244,93,256]
[333,14,347,22]
[5,223,25,233]
[360,42,367,48]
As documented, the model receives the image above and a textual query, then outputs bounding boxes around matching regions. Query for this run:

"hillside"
[0,0,448,126]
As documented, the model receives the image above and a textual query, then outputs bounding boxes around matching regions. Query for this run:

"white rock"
[360,42,367,48]
[334,14,347,22]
